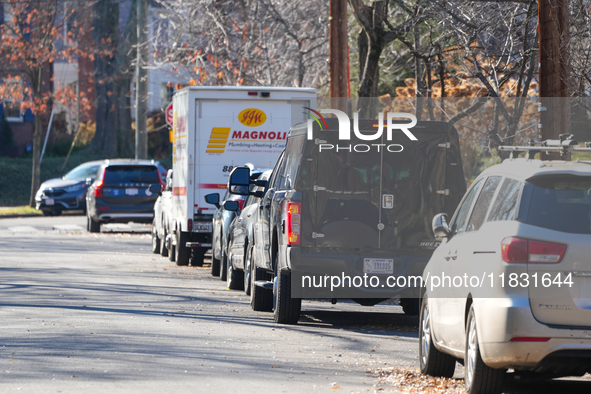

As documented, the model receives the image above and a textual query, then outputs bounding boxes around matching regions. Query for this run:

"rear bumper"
[474,298,591,373]
[287,247,428,298]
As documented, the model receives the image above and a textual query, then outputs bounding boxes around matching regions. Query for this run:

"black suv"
[229,118,466,324]
[86,160,165,233]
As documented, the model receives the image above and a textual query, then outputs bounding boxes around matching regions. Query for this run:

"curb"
[0,213,43,219]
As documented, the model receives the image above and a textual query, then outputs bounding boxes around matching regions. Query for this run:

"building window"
[2,78,24,122]
[161,84,175,105]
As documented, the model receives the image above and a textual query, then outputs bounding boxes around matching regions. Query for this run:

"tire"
[175,230,190,266]
[191,248,205,267]
[42,210,54,217]
[87,212,100,233]
[151,220,160,254]
[220,246,228,282]
[244,245,253,296]
[464,307,505,394]
[168,231,176,262]
[419,296,456,377]
[211,255,221,277]
[273,262,301,324]
[160,226,169,257]
[250,266,273,312]
[401,298,421,316]
[227,251,244,290]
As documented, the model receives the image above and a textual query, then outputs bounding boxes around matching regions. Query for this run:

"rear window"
[525,176,591,234]
[103,166,160,185]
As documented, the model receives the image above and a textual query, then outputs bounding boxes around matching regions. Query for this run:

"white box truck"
[167,86,317,266]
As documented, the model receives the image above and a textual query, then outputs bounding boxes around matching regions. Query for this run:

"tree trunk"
[89,0,120,157]
[29,114,43,207]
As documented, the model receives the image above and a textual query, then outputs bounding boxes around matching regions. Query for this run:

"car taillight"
[94,168,106,198]
[188,219,193,232]
[94,181,104,197]
[501,237,566,264]
[287,202,301,246]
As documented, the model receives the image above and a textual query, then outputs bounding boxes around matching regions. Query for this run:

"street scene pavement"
[0,216,420,393]
[2,216,590,394]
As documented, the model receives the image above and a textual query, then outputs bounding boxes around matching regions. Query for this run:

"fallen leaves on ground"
[372,367,465,393]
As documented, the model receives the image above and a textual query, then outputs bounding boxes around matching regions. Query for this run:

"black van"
[229,118,466,324]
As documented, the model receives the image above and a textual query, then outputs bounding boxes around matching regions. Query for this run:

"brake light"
[528,240,566,263]
[188,219,193,232]
[501,237,566,264]
[94,168,106,198]
[287,202,301,246]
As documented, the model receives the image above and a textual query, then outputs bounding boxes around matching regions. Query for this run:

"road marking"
[53,224,84,231]
[7,226,40,232]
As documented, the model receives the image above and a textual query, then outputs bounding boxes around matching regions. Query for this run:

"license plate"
[363,258,394,274]
[45,198,54,206]
[193,222,213,232]
[125,188,139,196]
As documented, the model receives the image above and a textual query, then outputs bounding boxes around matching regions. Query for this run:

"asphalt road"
[0,216,419,394]
[1,216,590,394]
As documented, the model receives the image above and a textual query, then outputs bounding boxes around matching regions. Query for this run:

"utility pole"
[329,0,349,113]
[538,0,570,159]
[135,0,148,160]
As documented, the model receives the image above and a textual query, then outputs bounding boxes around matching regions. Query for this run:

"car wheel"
[227,251,244,290]
[175,230,190,266]
[211,254,221,277]
[191,248,205,267]
[273,253,301,324]
[250,265,273,312]
[464,307,505,394]
[42,210,54,217]
[151,220,160,254]
[419,296,456,377]
[244,245,253,296]
[168,231,176,262]
[401,298,420,316]
[160,227,169,257]
[220,246,228,281]
[87,212,100,233]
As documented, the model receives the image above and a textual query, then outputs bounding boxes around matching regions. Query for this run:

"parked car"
[204,167,266,279]
[420,156,591,394]
[224,170,272,292]
[152,169,173,257]
[86,159,165,233]
[35,160,103,216]
[228,118,466,324]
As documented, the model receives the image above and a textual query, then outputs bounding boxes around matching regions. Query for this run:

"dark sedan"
[35,160,103,216]
[86,160,165,233]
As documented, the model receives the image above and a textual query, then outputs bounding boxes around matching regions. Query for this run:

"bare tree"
[151,0,328,90]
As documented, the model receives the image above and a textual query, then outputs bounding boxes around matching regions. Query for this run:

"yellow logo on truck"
[206,127,231,153]
[238,108,266,127]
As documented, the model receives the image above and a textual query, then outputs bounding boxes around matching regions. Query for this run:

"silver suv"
[421,151,591,394]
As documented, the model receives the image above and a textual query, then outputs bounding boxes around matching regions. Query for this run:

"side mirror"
[205,193,221,208]
[85,178,93,186]
[228,167,251,196]
[149,184,163,196]
[223,200,240,212]
[253,190,264,198]
[432,213,450,240]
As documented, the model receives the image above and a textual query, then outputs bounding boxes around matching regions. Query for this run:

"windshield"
[63,164,101,181]
[525,175,591,234]
[103,166,161,185]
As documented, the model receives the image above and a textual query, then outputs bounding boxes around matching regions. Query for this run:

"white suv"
[420,157,591,394]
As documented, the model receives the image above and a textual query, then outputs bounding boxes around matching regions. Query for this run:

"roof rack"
[498,134,591,159]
